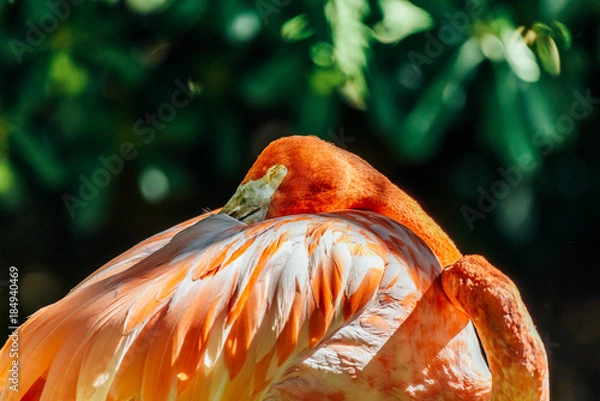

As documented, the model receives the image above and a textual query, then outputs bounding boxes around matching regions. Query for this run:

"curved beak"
[219,164,288,223]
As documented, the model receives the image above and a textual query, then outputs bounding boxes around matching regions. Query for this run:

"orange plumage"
[0,135,548,400]
[243,136,461,267]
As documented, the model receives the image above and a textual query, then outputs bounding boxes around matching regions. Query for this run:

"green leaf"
[126,0,172,14]
[0,158,24,211]
[310,42,335,67]
[325,0,371,109]
[501,24,540,83]
[372,0,433,44]
[535,34,560,76]
[531,22,554,38]
[0,158,17,197]
[281,14,315,43]
[47,52,89,96]
[518,21,570,77]
[550,21,572,49]
[308,67,346,95]
[484,62,542,175]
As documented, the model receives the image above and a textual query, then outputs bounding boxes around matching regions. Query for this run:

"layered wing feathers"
[0,210,441,401]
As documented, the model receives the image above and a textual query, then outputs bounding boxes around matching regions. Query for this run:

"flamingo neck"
[356,175,461,267]
[442,255,550,401]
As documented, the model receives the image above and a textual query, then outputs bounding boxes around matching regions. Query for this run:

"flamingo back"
[0,211,490,401]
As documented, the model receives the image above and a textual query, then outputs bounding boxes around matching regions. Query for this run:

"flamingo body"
[0,211,490,400]
[0,135,548,400]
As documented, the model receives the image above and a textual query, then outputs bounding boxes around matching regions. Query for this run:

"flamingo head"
[220,135,461,266]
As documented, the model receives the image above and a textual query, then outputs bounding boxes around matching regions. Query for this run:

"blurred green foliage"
[0,0,599,399]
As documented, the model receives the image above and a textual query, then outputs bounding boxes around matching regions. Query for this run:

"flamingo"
[0,135,548,400]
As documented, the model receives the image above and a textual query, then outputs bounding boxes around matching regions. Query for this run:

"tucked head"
[220,135,461,266]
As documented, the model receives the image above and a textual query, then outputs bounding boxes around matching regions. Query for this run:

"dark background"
[0,0,598,399]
